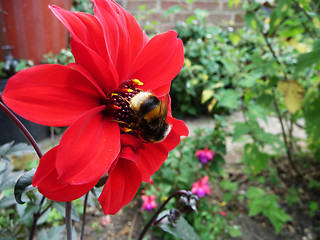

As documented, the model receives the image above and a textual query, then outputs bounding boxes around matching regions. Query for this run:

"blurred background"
[0,0,320,240]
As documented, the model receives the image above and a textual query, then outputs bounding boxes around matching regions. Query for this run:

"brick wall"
[117,0,244,32]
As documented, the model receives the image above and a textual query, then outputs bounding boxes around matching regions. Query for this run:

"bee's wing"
[158,94,169,126]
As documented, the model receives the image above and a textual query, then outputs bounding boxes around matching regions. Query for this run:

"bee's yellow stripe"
[143,107,161,122]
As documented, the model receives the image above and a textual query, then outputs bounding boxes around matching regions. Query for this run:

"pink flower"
[220,211,227,217]
[195,148,214,164]
[100,215,112,227]
[141,195,157,212]
[191,176,211,198]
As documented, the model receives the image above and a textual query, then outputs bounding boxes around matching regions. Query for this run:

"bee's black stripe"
[139,96,159,116]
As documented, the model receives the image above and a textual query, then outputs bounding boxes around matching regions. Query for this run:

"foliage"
[0,142,87,239]
[149,0,320,237]
[246,187,291,234]
[72,0,93,14]
[171,10,240,117]
[43,49,74,65]
[1,0,320,238]
[141,119,242,239]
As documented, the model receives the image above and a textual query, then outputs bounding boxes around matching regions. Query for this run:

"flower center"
[107,79,143,133]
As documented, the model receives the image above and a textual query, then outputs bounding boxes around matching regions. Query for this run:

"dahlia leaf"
[14,168,36,204]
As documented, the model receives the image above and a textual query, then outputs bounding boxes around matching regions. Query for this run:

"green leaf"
[304,93,320,157]
[230,33,240,45]
[158,210,201,240]
[247,104,268,123]
[219,179,238,192]
[246,186,265,199]
[248,198,266,216]
[241,144,269,174]
[38,226,65,240]
[296,40,320,72]
[163,6,182,19]
[266,208,291,234]
[14,168,37,204]
[216,89,239,110]
[232,122,251,142]
[186,15,197,25]
[52,202,80,222]
[0,195,17,208]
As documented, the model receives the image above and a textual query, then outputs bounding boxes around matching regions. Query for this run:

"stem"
[66,202,72,240]
[28,196,46,240]
[80,193,89,240]
[246,2,301,177]
[0,101,45,239]
[272,90,301,177]
[137,190,189,240]
[0,101,43,158]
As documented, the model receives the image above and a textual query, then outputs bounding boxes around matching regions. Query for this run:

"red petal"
[50,5,119,92]
[137,142,168,182]
[2,64,102,126]
[93,0,146,81]
[67,63,106,98]
[137,116,188,182]
[56,106,120,184]
[33,147,98,202]
[167,116,189,139]
[98,158,142,215]
[129,31,184,92]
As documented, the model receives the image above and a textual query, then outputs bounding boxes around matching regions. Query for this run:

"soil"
[73,199,145,240]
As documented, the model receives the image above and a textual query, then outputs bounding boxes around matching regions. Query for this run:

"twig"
[128,212,138,240]
[137,190,189,240]
[80,193,89,240]
[0,101,46,239]
[66,202,72,240]
[0,101,43,159]
[272,90,301,177]
[28,196,46,240]
[246,0,301,177]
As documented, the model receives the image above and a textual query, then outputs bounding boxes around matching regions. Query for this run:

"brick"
[148,12,163,22]
[174,12,194,22]
[222,2,242,11]
[235,13,244,23]
[207,13,233,24]
[192,1,220,11]
[161,1,188,10]
[159,22,177,32]
[127,1,157,11]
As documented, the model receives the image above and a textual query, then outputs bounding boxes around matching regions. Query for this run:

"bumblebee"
[129,92,171,143]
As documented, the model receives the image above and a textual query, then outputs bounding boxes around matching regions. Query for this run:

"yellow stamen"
[122,127,132,132]
[124,88,134,93]
[133,79,143,86]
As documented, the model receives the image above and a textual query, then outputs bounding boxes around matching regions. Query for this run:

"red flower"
[2,0,188,214]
